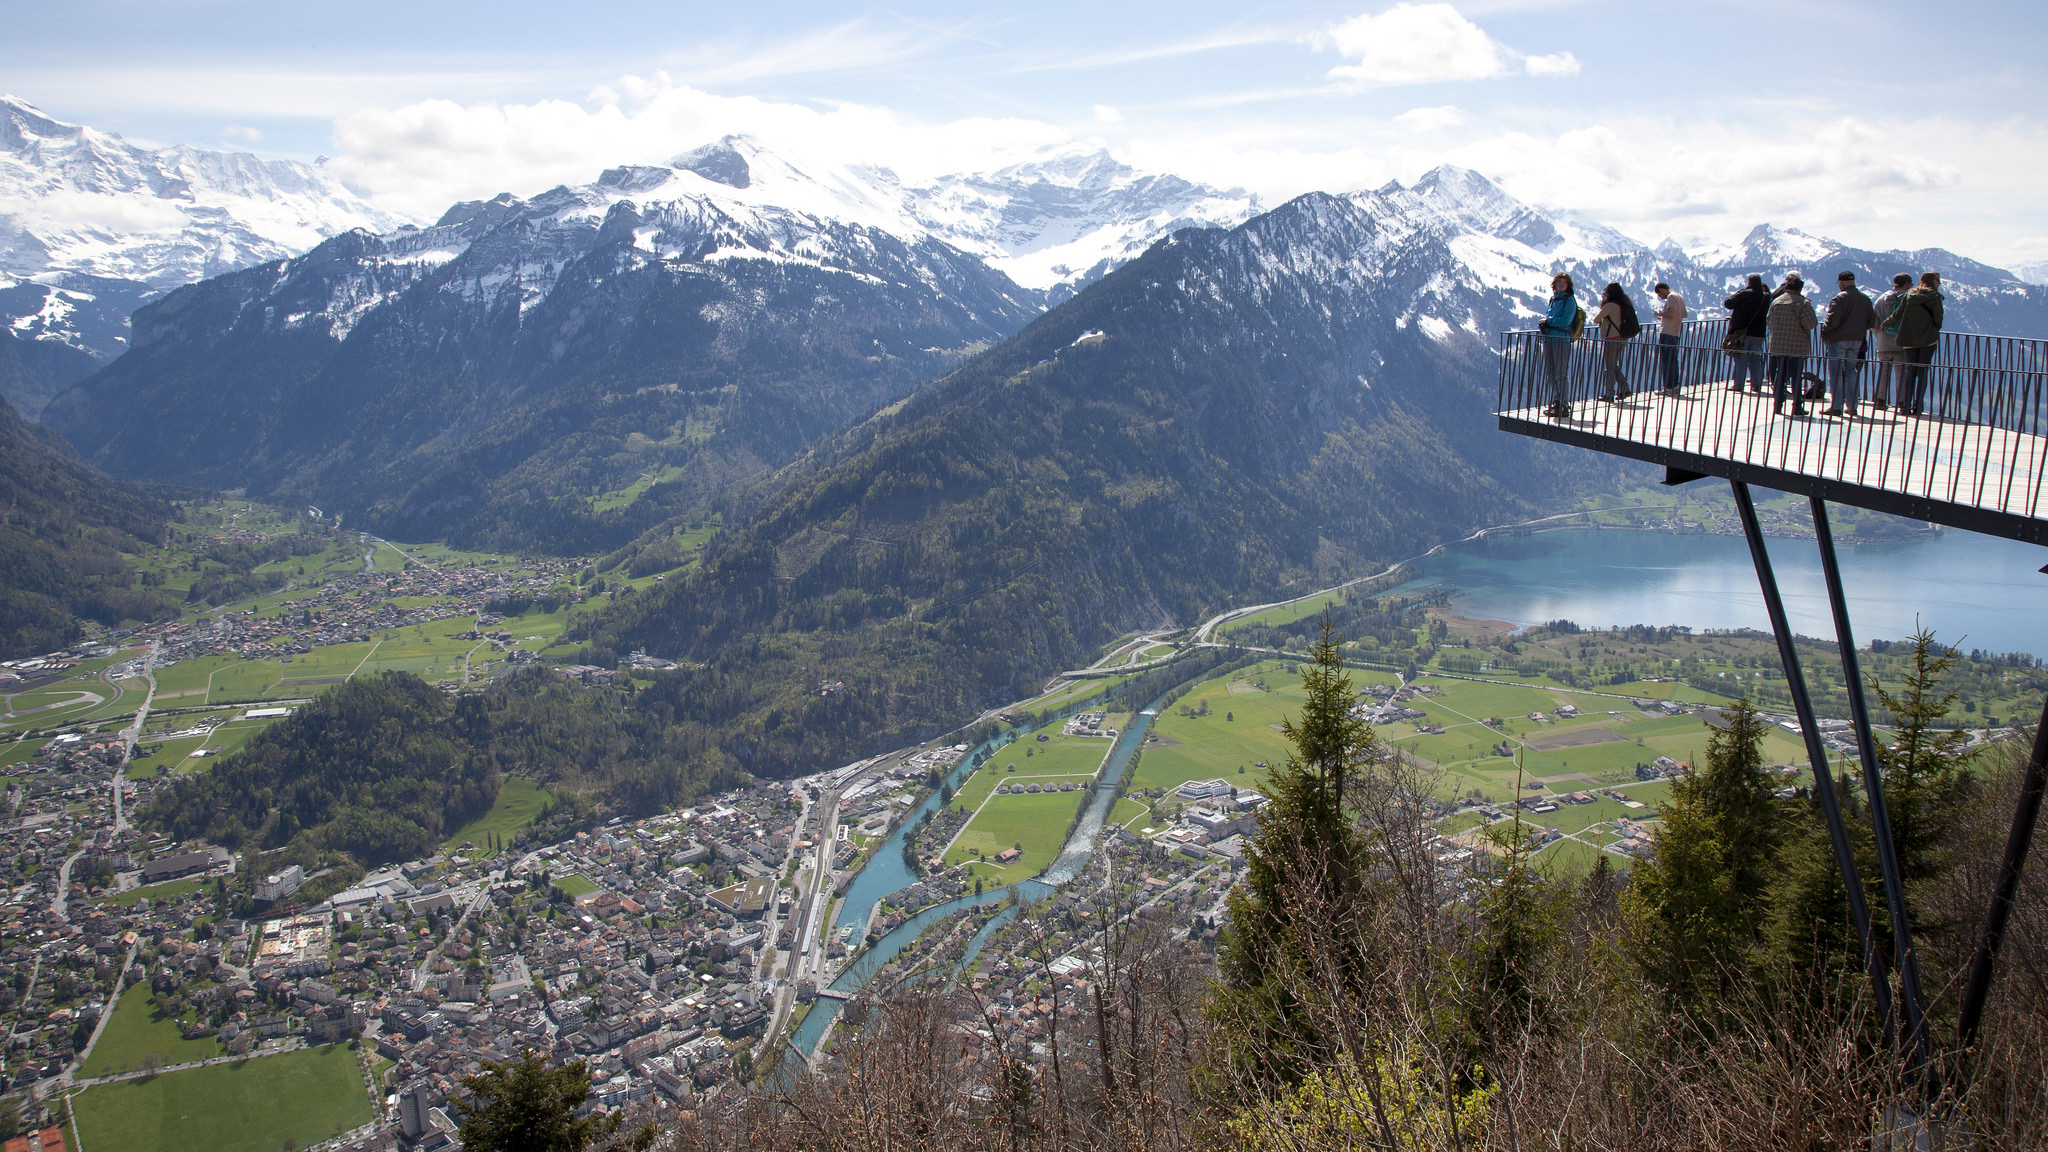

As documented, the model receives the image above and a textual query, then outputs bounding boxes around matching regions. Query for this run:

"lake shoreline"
[1388,525,2048,657]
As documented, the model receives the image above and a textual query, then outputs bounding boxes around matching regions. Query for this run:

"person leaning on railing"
[1765,274,1819,416]
[1890,271,1945,417]
[1820,270,1875,418]
[1723,274,1769,394]
[1869,272,1913,410]
[1537,272,1582,418]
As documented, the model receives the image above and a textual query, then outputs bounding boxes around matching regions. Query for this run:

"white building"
[256,864,305,902]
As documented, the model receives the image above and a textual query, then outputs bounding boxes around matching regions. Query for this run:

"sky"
[6,0,2047,264]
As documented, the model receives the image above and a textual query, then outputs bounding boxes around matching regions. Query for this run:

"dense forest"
[145,670,746,865]
[0,393,178,658]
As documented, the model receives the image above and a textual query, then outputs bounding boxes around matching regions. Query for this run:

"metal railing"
[1496,328,2048,536]
[1534,317,2048,372]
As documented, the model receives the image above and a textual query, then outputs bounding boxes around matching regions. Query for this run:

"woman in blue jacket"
[1537,273,1579,418]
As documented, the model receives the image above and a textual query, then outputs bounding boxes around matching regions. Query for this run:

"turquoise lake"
[1390,527,2048,656]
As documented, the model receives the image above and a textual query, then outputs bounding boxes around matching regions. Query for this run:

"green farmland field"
[944,790,1086,886]
[78,983,222,1078]
[125,736,207,779]
[553,873,599,899]
[985,728,1117,781]
[73,1042,372,1152]
[1221,593,1351,635]
[955,771,1093,812]
[95,877,209,908]
[0,738,48,768]
[1130,661,1371,795]
[444,777,550,851]
[1125,661,1813,814]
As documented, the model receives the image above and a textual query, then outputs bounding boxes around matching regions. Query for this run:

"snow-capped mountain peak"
[670,138,752,189]
[1403,165,1643,258]
[0,95,409,292]
[1689,223,1836,271]
[468,134,1261,300]
[906,143,1260,295]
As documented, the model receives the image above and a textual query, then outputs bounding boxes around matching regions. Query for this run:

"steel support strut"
[1956,693,2048,1051]
[1731,482,1894,1041]
[1811,496,1931,1079]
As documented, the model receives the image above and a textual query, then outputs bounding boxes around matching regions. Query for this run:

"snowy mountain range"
[0,97,1254,369]
[41,145,1056,550]
[0,95,406,291]
[0,95,408,414]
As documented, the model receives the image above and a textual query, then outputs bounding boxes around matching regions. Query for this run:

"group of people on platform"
[1536,268,1947,420]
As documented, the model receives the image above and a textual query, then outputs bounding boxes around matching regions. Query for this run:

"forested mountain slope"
[577,190,1635,776]
[44,152,1045,553]
[146,670,746,864]
[0,392,176,657]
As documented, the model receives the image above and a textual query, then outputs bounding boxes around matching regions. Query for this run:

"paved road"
[68,1036,306,1089]
[51,850,85,918]
[111,640,159,834]
[412,880,492,992]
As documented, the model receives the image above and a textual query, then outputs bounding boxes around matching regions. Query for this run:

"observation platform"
[1496,326,2048,544]
[1494,316,2048,1096]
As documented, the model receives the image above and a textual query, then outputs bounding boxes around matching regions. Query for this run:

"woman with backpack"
[1594,282,1639,402]
[1537,272,1582,418]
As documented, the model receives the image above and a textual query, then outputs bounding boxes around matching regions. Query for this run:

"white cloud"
[316,67,2046,267]
[327,78,1070,219]
[220,124,263,143]
[1393,105,1468,132]
[1325,4,1510,86]
[1320,4,1579,88]
[1522,51,1580,77]
[1094,104,1124,123]
[1107,105,2043,261]
[1437,116,1971,248]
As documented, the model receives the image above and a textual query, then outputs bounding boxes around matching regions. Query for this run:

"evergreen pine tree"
[1466,805,1560,1048]
[1875,628,1974,882]
[1623,697,1784,999]
[1210,613,1377,1084]
[456,1053,654,1152]
[1763,788,1874,985]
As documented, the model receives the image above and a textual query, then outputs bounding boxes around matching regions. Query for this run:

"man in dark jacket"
[1819,271,1874,417]
[1723,274,1769,393]
[1870,273,1913,409]
[1894,271,1944,416]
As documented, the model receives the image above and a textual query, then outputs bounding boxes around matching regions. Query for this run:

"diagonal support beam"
[1732,481,1894,1043]
[1956,693,2048,1052]
[1811,496,1930,1078]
